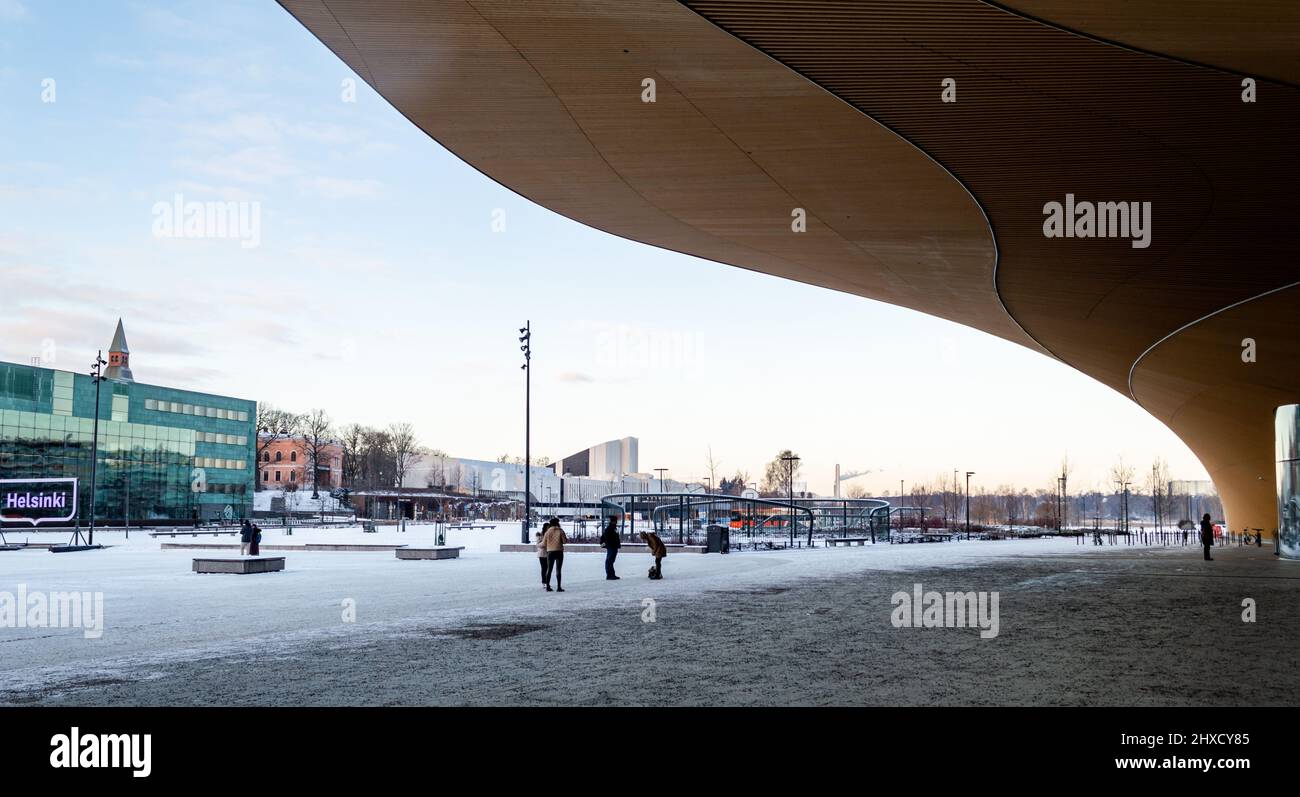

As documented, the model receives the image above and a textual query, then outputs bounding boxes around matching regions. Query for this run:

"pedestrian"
[250,523,262,557]
[536,519,553,588]
[543,516,567,592]
[641,530,667,579]
[240,519,252,556]
[601,514,622,580]
[1200,513,1214,561]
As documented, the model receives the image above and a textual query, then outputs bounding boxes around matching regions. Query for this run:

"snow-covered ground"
[1,524,1125,699]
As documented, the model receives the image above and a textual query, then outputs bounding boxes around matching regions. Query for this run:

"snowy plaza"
[3,525,1294,706]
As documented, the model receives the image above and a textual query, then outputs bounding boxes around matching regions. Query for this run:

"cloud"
[0,0,27,21]
[558,372,594,384]
[301,176,383,200]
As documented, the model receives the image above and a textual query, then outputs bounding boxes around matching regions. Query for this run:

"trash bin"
[706,525,729,554]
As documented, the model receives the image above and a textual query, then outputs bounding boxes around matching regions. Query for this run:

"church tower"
[104,318,134,382]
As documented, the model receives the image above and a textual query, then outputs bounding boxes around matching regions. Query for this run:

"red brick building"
[258,435,343,491]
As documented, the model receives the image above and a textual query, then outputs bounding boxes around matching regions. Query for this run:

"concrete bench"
[825,537,873,547]
[151,530,240,538]
[193,557,285,574]
[362,522,378,533]
[396,546,465,560]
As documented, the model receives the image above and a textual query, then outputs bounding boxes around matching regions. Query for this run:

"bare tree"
[255,404,302,491]
[338,423,366,490]
[705,446,722,493]
[1146,457,1171,531]
[299,409,333,499]
[389,422,423,490]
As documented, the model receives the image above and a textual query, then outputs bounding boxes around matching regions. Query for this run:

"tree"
[338,423,366,490]
[704,446,722,493]
[254,404,302,491]
[299,408,333,499]
[389,423,423,490]
[845,483,869,499]
[718,470,750,496]
[1147,457,1171,531]
[761,450,800,497]
[1110,457,1137,530]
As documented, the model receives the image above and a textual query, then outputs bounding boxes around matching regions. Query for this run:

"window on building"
[262,471,268,482]
[289,471,296,482]
[290,451,297,462]
[275,451,282,462]
[261,451,269,462]
[274,471,281,482]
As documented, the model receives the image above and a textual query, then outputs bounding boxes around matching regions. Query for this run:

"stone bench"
[193,557,285,574]
[396,546,465,560]
[825,537,873,547]
[151,530,240,538]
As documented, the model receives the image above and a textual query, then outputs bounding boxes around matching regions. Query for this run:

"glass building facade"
[1277,404,1300,560]
[0,361,256,524]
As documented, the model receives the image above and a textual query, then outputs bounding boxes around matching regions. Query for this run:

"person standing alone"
[543,517,567,592]
[601,514,622,580]
[641,530,667,579]
[1200,513,1215,561]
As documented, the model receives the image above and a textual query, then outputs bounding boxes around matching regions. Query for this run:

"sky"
[0,0,1212,497]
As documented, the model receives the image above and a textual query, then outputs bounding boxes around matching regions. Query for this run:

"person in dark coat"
[1200,513,1214,561]
[249,523,262,556]
[240,520,253,556]
[600,514,622,580]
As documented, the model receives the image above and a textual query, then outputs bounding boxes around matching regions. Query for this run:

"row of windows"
[262,450,298,462]
[195,457,247,470]
[263,470,297,482]
[144,398,249,423]
[204,482,249,495]
[197,431,249,446]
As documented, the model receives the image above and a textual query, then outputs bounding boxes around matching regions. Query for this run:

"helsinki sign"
[0,478,79,525]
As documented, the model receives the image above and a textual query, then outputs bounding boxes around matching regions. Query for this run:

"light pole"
[965,471,975,540]
[519,322,531,544]
[87,351,107,546]
[782,454,800,545]
[654,468,667,493]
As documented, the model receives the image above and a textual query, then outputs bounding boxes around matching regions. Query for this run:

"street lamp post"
[87,351,107,546]
[519,322,531,544]
[654,468,667,493]
[782,455,800,546]
[965,471,975,540]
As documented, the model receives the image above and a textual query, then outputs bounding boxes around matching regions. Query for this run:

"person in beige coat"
[542,517,567,592]
[641,531,667,579]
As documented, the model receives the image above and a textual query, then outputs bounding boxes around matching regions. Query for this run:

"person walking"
[543,516,567,592]
[249,523,262,557]
[641,530,667,579]
[536,520,553,588]
[600,514,622,580]
[240,519,252,556]
[1200,513,1214,561]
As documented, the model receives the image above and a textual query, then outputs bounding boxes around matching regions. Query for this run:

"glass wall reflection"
[1276,404,1300,560]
